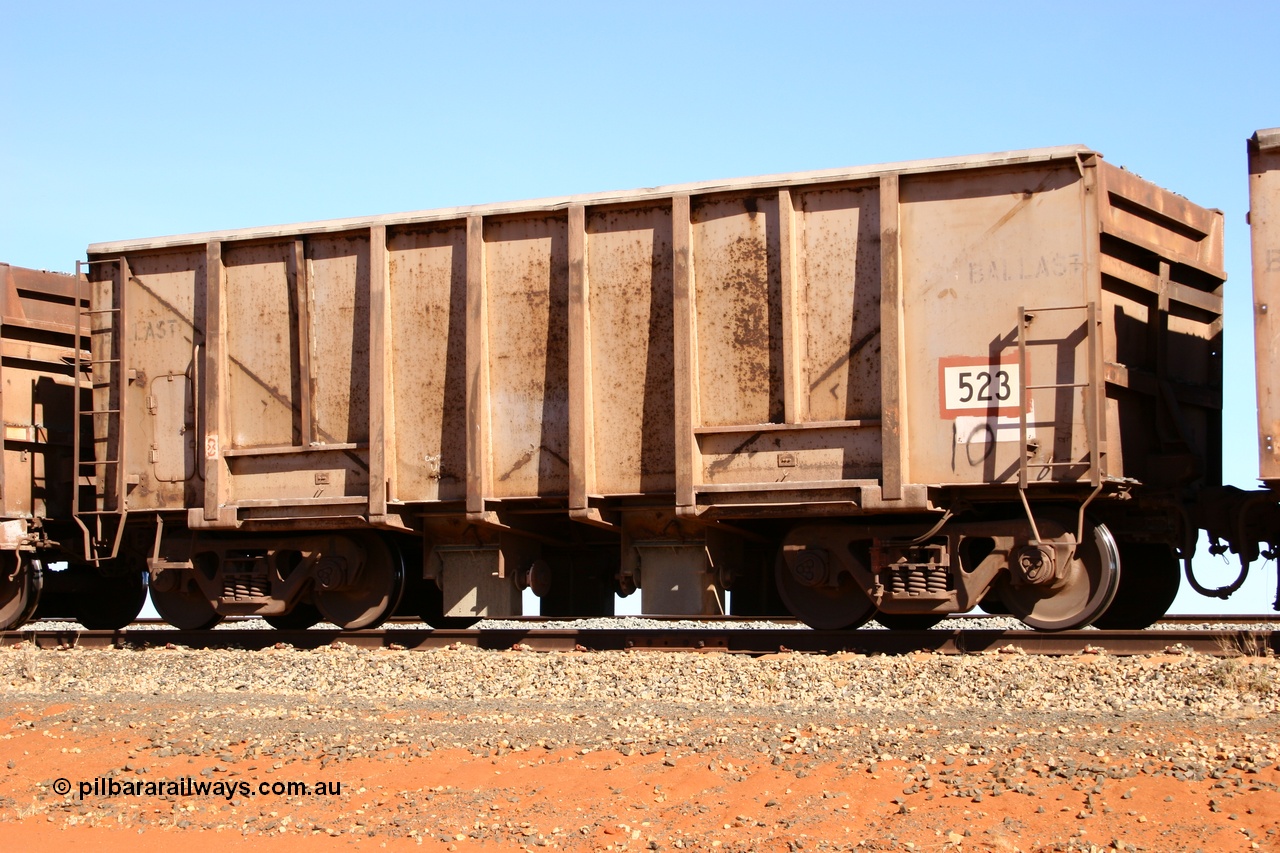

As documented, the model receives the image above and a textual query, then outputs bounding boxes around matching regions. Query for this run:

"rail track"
[3,617,1276,656]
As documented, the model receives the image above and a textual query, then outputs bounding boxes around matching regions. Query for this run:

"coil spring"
[222,557,270,600]
[885,570,901,594]
[222,574,270,600]
[884,564,950,596]
[926,566,948,593]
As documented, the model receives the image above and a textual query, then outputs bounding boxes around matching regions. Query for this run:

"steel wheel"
[314,535,405,630]
[75,567,147,630]
[875,612,945,631]
[151,574,223,630]
[0,553,42,630]
[1092,542,1180,630]
[264,601,323,630]
[977,595,1010,616]
[775,546,874,631]
[997,517,1120,632]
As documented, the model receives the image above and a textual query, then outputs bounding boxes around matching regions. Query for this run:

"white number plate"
[938,357,1021,418]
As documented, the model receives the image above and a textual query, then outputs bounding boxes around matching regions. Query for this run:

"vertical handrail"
[1085,301,1101,488]
[114,257,130,526]
[1017,304,1029,491]
[71,260,91,559]
[71,260,83,520]
[102,257,129,561]
[69,257,130,563]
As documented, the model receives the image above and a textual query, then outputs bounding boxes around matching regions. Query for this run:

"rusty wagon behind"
[0,264,146,629]
[1194,128,1280,609]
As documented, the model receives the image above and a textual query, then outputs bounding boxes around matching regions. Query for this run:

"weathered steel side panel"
[0,264,83,524]
[1097,161,1224,490]
[1099,163,1224,272]
[224,243,296,449]
[4,265,80,330]
[796,184,882,424]
[119,251,203,509]
[899,163,1092,486]
[484,215,570,499]
[1251,129,1280,484]
[585,205,676,495]
[684,182,887,488]
[227,452,369,500]
[697,427,881,485]
[691,193,784,429]
[0,360,59,519]
[309,234,371,448]
[388,224,468,502]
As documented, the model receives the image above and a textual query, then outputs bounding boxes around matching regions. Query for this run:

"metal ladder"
[1016,302,1104,544]
[72,258,129,563]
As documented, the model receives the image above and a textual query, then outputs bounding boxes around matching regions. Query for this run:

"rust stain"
[723,233,772,404]
[495,444,568,483]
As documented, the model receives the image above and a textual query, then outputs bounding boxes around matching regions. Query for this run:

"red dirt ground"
[1,700,1277,852]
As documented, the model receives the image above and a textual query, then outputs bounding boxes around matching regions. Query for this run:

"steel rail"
[117,613,1278,627]
[2,627,1275,656]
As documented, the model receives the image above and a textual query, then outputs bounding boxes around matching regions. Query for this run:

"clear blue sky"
[3,0,1276,613]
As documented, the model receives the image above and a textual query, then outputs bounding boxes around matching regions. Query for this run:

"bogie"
[773,509,1126,632]
[147,534,407,630]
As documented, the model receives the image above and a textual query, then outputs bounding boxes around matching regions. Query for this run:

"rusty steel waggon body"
[0,264,146,630]
[1252,130,1280,489]
[53,142,1232,634]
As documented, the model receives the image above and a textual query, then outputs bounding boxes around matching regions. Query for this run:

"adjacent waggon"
[0,264,146,630]
[13,133,1280,633]
[1200,128,1280,608]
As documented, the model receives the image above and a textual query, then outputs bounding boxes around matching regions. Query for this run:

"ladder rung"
[72,276,128,564]
[1016,300,1100,492]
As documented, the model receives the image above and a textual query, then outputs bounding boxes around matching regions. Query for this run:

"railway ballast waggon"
[6,132,1280,633]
